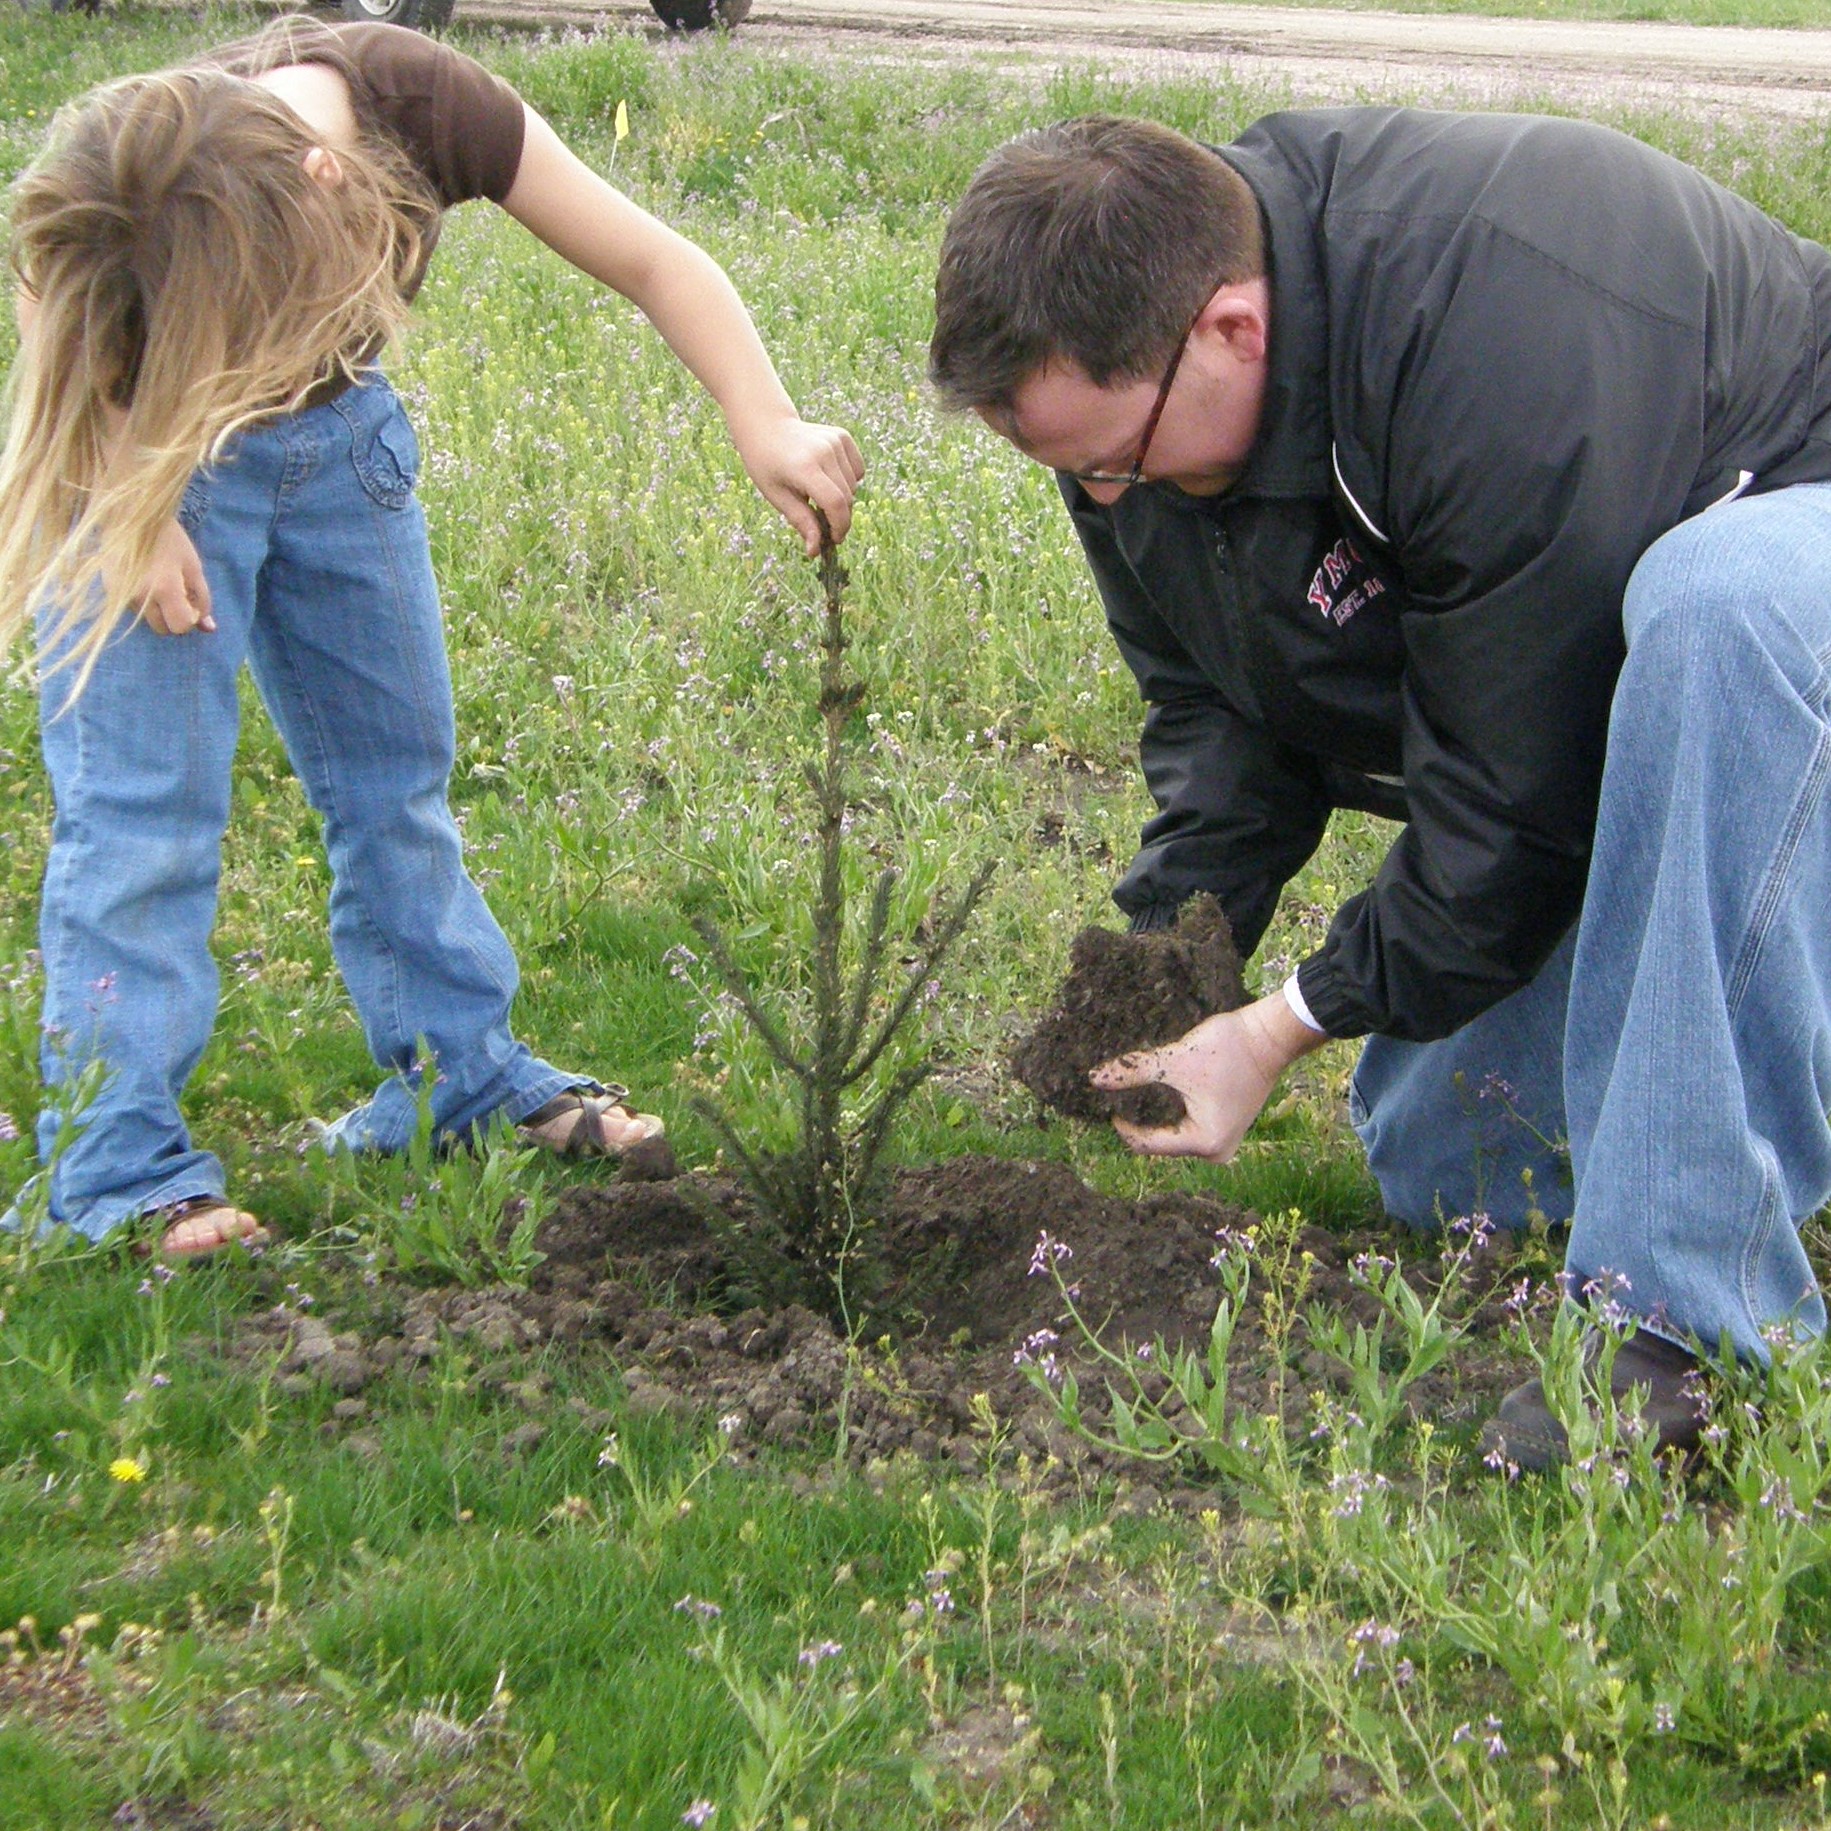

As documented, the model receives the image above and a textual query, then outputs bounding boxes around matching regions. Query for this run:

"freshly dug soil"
[243,1152,1546,1492]
[1011,894,1248,1128]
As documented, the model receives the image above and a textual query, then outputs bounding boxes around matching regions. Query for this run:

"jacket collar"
[1213,138,1333,502]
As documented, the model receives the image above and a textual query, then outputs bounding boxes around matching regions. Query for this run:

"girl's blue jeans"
[28,374,581,1240]
[1352,481,1831,1362]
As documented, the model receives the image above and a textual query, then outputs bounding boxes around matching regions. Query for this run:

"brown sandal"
[516,1085,665,1160]
[156,1196,270,1262]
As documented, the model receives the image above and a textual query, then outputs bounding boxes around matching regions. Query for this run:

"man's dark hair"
[930,115,1265,415]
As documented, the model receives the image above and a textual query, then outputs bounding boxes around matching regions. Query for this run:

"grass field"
[6,9,1831,1828]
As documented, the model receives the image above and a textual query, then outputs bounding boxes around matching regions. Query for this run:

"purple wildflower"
[1329,1469,1388,1520]
[1011,1327,1059,1370]
[1210,1226,1255,1264]
[1349,1618,1400,1676]
[1760,1478,1806,1523]
[1582,1268,1633,1304]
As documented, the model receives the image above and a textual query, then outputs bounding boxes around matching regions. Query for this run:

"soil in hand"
[1011,894,1248,1128]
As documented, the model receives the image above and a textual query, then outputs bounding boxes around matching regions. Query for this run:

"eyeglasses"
[1061,294,1206,488]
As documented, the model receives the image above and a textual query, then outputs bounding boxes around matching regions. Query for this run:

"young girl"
[1,19,863,1259]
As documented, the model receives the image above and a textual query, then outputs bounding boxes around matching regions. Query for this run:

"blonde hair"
[0,58,431,688]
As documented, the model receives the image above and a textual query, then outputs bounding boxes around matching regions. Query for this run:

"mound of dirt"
[508,1158,1533,1473]
[231,1151,1544,1491]
[522,1153,1282,1473]
[1010,894,1248,1128]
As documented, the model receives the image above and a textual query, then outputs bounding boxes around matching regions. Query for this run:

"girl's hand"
[132,519,215,636]
[1090,990,1326,1161]
[732,415,865,557]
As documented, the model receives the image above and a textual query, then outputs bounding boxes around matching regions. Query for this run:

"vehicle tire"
[648,0,751,29]
[340,0,457,30]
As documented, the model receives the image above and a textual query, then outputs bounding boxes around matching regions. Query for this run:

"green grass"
[6,10,1831,1827]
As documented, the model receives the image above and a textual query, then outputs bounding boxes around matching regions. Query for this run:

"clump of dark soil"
[1011,894,1248,1128]
[614,1132,681,1183]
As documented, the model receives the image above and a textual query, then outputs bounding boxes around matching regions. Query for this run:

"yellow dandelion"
[108,1456,148,1484]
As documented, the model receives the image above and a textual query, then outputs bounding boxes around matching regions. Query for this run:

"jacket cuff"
[1294,954,1373,1040]
[1282,973,1327,1034]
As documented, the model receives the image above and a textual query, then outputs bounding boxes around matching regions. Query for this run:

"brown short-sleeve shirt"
[203,21,527,398]
[212,20,527,215]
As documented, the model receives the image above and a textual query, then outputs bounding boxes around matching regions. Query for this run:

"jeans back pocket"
[336,384,421,511]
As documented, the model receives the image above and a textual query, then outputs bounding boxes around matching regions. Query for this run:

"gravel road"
[463,0,1831,122]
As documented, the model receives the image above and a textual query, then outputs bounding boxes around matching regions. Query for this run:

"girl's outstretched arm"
[501,108,863,555]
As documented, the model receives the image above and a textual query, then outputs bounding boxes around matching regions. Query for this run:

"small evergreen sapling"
[689,526,992,1315]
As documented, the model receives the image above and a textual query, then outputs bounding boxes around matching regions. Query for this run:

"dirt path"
[464,0,1831,122]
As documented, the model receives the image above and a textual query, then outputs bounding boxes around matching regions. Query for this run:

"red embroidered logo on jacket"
[1307,537,1386,627]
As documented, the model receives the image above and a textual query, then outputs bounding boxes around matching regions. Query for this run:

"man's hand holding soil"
[1092,989,1328,1161]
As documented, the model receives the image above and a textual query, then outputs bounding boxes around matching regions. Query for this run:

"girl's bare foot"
[158,1197,270,1261]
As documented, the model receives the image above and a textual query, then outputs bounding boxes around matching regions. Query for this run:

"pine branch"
[853,1060,938,1194]
[689,913,811,1083]
[838,867,899,1068]
[847,861,995,1087]
[688,1092,802,1229]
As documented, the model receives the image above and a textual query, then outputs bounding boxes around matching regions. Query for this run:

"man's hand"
[128,518,215,636]
[732,414,866,557]
[1091,988,1327,1160]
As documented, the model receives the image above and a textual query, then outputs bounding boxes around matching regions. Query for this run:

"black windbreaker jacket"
[1074,107,1831,1041]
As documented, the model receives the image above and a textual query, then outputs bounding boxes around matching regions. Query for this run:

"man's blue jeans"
[28,374,579,1240]
[1351,481,1831,1362]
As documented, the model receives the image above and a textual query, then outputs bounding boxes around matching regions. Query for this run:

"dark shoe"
[1480,1329,1708,1473]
